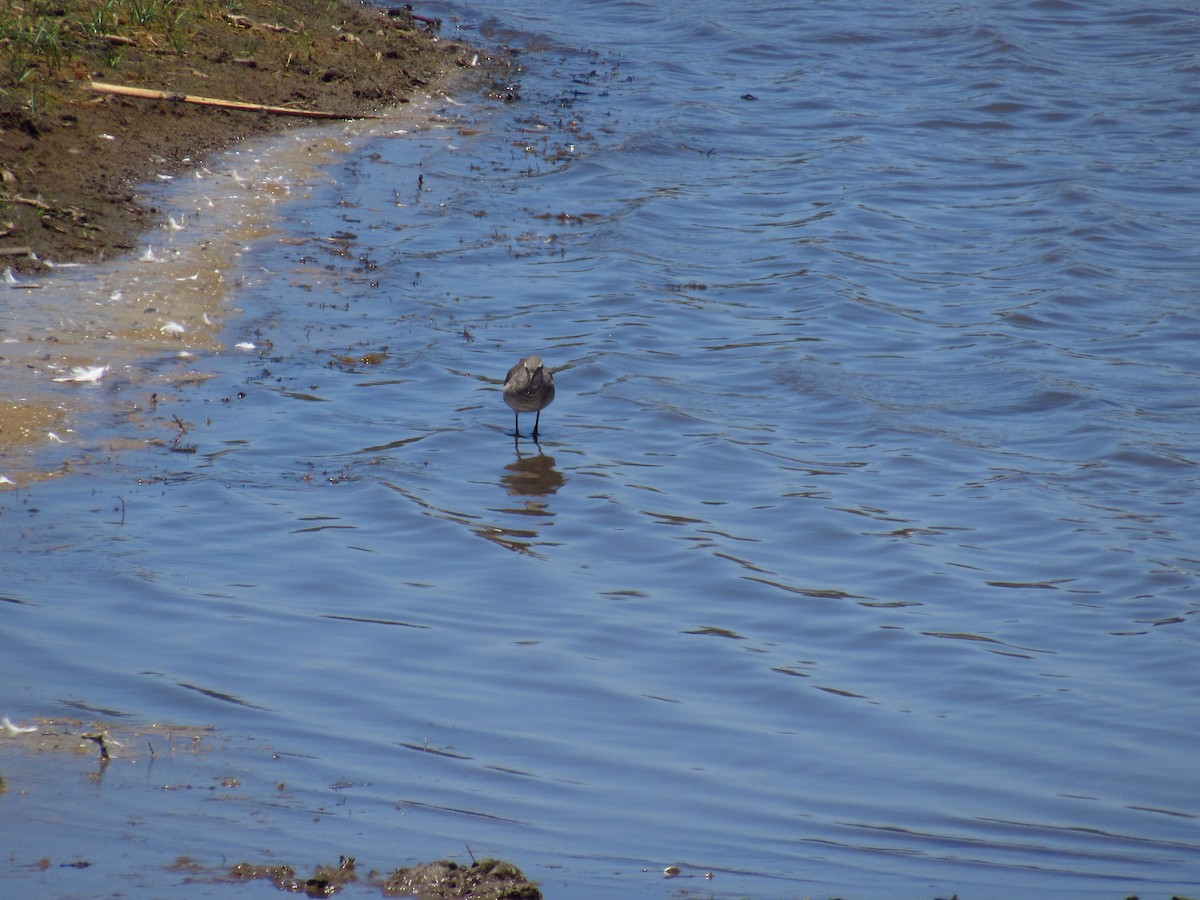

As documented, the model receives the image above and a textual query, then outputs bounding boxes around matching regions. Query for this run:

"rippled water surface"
[3,1,1199,897]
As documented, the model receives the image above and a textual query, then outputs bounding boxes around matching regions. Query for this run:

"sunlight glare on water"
[2,1,1199,898]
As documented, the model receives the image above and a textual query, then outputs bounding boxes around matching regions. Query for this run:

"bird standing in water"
[503,356,555,440]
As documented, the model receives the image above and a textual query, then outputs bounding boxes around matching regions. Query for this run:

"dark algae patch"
[381,858,541,899]
[227,856,542,898]
[0,0,469,272]
[230,855,360,896]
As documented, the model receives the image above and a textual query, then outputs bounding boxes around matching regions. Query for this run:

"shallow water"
[3,1,1199,897]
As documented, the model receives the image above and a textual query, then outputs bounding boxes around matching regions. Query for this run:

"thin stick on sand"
[87,81,381,120]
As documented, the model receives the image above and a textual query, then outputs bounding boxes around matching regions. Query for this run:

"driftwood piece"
[87,81,381,120]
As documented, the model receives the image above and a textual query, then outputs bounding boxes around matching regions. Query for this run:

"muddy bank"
[0,0,471,273]
[0,0,503,478]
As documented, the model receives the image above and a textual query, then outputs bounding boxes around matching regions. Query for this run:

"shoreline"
[0,0,490,474]
[0,0,473,274]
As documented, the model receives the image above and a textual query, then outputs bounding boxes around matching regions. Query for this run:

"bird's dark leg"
[532,410,541,441]
[513,411,520,437]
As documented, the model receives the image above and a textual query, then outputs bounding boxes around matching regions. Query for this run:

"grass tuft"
[0,0,210,111]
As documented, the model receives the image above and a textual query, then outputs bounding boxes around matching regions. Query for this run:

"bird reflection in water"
[500,446,565,500]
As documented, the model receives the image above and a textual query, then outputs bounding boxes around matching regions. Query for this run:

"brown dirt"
[0,0,473,273]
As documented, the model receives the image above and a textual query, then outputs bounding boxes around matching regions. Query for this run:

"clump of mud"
[228,856,542,899]
[230,855,360,897]
[380,858,542,899]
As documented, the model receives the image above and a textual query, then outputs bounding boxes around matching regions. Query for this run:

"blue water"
[3,1,1199,897]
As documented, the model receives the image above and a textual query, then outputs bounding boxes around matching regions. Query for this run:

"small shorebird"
[503,356,555,440]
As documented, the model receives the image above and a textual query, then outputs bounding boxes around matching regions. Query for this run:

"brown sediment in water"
[0,401,65,451]
[0,716,217,763]
[0,0,482,482]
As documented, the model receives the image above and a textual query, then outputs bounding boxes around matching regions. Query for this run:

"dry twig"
[88,81,380,120]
